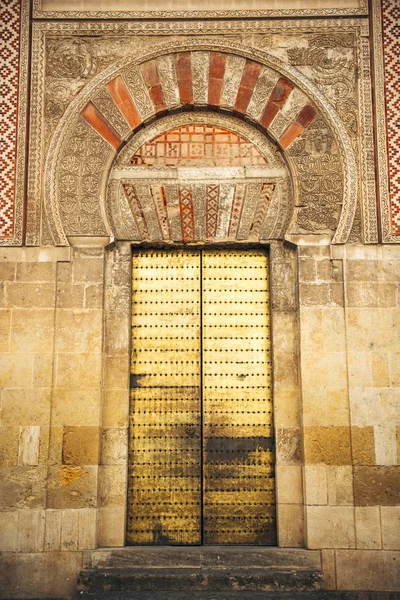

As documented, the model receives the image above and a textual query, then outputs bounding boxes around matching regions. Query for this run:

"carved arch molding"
[45,41,358,246]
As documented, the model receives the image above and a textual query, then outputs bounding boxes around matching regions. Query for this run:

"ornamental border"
[32,0,368,20]
[0,0,30,246]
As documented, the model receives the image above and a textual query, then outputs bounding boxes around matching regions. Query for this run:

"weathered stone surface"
[62,426,100,465]
[46,466,98,509]
[306,506,355,549]
[0,551,83,599]
[0,466,47,510]
[353,466,400,506]
[77,566,323,593]
[335,550,400,592]
[304,427,352,466]
[355,507,382,550]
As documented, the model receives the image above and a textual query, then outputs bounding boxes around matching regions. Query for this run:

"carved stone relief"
[29,25,368,246]
[105,114,292,243]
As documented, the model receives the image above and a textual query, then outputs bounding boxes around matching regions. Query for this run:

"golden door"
[127,249,275,545]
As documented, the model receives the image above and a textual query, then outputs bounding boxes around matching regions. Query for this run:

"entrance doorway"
[127,248,275,546]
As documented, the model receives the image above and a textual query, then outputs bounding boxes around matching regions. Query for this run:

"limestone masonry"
[0,0,399,598]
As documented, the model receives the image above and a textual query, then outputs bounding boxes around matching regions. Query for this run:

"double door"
[127,249,275,545]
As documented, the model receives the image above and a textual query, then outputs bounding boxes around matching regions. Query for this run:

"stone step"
[72,592,397,600]
[77,566,323,593]
[83,546,322,571]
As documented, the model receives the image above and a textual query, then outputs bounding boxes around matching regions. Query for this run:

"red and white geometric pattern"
[0,0,21,238]
[382,0,400,234]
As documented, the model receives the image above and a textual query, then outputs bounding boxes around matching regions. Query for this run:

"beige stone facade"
[0,0,399,597]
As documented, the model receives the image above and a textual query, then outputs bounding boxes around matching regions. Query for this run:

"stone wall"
[1,242,399,597]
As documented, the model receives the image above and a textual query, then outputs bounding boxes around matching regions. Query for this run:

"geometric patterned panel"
[0,0,21,238]
[382,0,400,234]
[130,125,269,168]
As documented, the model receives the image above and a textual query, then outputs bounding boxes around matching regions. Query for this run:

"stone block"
[48,426,63,465]
[16,262,56,282]
[301,351,347,390]
[304,426,352,465]
[327,466,354,505]
[0,551,83,599]
[275,465,302,505]
[56,353,102,388]
[104,313,130,355]
[44,509,61,551]
[0,389,49,426]
[299,257,316,282]
[0,511,18,551]
[104,355,130,390]
[346,308,400,352]
[98,465,127,507]
[33,353,53,387]
[354,466,400,506]
[273,352,299,389]
[316,259,332,281]
[62,426,100,465]
[273,389,301,429]
[98,506,126,547]
[85,284,103,308]
[78,508,97,550]
[306,506,355,549]
[348,351,372,387]
[271,312,297,355]
[61,509,79,551]
[335,549,400,591]
[73,257,104,283]
[321,549,336,590]
[0,354,33,388]
[325,388,350,426]
[299,308,323,353]
[46,466,98,509]
[5,282,56,308]
[277,503,304,548]
[276,428,302,465]
[299,283,330,307]
[347,260,379,282]
[18,426,40,466]
[55,309,103,354]
[381,507,400,550]
[52,388,101,426]
[398,426,400,464]
[389,351,400,386]
[0,466,47,510]
[374,425,397,466]
[355,506,382,549]
[321,309,346,352]
[57,282,85,308]
[0,263,16,281]
[378,257,400,282]
[0,426,19,466]
[101,427,128,466]
[304,465,327,505]
[102,390,130,427]
[18,510,45,552]
[350,387,399,427]
[0,309,11,350]
[10,309,55,353]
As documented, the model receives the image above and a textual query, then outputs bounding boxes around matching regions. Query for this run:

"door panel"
[128,248,276,546]
[127,250,202,545]
[202,250,276,545]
